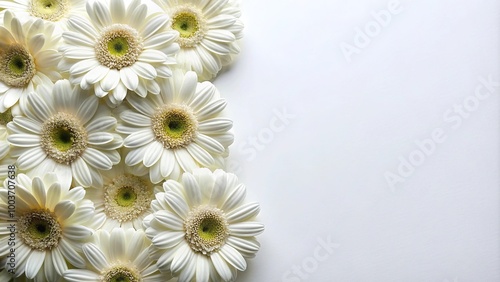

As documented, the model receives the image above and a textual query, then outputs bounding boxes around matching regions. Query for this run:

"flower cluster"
[0,0,263,281]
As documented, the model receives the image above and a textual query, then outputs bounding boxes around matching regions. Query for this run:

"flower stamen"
[95,24,143,70]
[0,44,36,88]
[18,209,62,251]
[171,5,207,47]
[151,104,198,149]
[184,205,229,255]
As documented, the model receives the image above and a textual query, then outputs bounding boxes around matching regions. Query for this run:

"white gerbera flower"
[145,168,263,282]
[154,0,244,81]
[63,228,172,282]
[60,0,179,105]
[85,161,162,231]
[0,173,95,281]
[0,0,86,33]
[117,71,233,183]
[7,79,123,188]
[0,11,61,113]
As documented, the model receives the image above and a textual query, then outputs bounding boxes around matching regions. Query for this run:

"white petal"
[152,231,184,249]
[120,67,139,90]
[8,134,40,147]
[228,222,265,237]
[71,157,92,187]
[132,62,157,80]
[59,238,86,268]
[194,134,224,154]
[82,148,112,170]
[143,141,163,167]
[164,191,189,219]
[198,118,232,134]
[110,0,126,22]
[196,255,211,282]
[210,252,232,282]
[77,96,99,124]
[84,65,109,85]
[109,228,126,261]
[219,244,246,271]
[63,270,100,282]
[101,69,120,92]
[226,202,260,223]
[86,116,117,132]
[124,130,154,148]
[174,148,198,173]
[54,200,76,221]
[179,71,198,102]
[186,143,214,167]
[82,243,108,271]
[17,147,46,170]
[170,243,193,274]
[25,250,45,278]
[120,110,150,126]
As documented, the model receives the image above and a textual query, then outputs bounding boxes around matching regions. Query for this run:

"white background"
[215,0,500,281]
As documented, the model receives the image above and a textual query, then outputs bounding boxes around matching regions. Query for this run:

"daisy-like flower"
[117,71,233,183]
[59,0,179,105]
[144,168,264,282]
[0,0,86,33]
[64,228,172,282]
[85,161,162,231]
[7,79,123,188]
[0,173,95,281]
[0,11,61,113]
[154,0,244,81]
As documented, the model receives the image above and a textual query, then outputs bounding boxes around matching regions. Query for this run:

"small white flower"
[63,228,172,282]
[145,168,264,282]
[117,71,233,183]
[7,79,123,188]
[0,173,95,281]
[0,0,86,33]
[59,0,179,105]
[85,161,162,231]
[154,0,244,80]
[0,11,62,113]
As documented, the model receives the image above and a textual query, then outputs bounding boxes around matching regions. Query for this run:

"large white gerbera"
[0,173,95,281]
[0,11,61,113]
[7,79,123,188]
[0,0,86,33]
[85,161,162,231]
[117,71,233,183]
[144,168,263,282]
[153,0,244,81]
[63,228,172,282]
[59,0,179,105]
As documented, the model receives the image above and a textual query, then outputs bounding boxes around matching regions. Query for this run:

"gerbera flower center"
[151,104,198,149]
[95,24,143,70]
[0,108,13,126]
[184,205,229,255]
[101,266,140,282]
[41,112,88,165]
[29,0,69,21]
[18,209,62,251]
[171,6,207,47]
[0,44,36,88]
[104,174,154,222]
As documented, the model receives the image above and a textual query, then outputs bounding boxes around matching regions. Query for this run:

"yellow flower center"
[171,5,207,47]
[0,44,36,88]
[184,206,229,255]
[18,209,62,251]
[151,104,198,149]
[29,0,68,21]
[41,112,88,165]
[95,24,143,70]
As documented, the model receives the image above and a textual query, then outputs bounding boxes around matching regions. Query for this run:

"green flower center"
[172,13,199,38]
[171,6,207,47]
[18,209,62,251]
[115,186,137,207]
[0,109,13,126]
[184,206,229,255]
[0,44,36,88]
[30,0,68,21]
[152,104,198,149]
[102,266,140,282]
[41,112,88,165]
[96,24,143,70]
[108,37,129,57]
[104,174,154,223]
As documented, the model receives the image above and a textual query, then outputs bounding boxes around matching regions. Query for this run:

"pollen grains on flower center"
[171,5,207,48]
[95,24,143,70]
[0,44,36,88]
[151,104,198,149]
[184,205,229,255]
[40,112,88,165]
[101,265,140,282]
[103,174,154,222]
[18,209,62,251]
[29,0,69,21]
